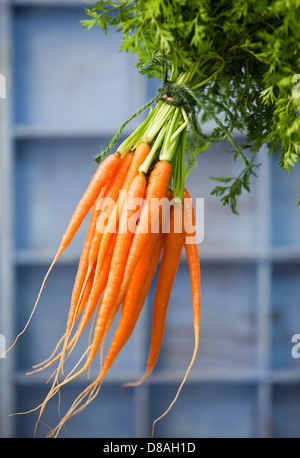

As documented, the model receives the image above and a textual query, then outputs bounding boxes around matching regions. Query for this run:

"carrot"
[93,142,150,282]
[99,189,172,378]
[82,172,147,370]
[102,189,173,375]
[151,189,201,437]
[98,169,173,365]
[42,220,163,438]
[30,230,117,377]
[59,152,121,253]
[100,230,164,380]
[70,151,133,331]
[138,199,185,389]
[41,217,164,438]
[28,187,107,373]
[125,232,165,342]
[183,189,201,342]
[2,152,121,359]
[87,151,133,275]
[66,192,102,336]
[72,231,117,342]
[51,171,147,386]
[71,262,96,327]
[27,228,117,432]
[114,160,172,311]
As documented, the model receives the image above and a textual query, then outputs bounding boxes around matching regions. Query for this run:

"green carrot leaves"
[82,0,300,211]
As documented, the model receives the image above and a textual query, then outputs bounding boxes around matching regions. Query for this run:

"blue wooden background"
[1,1,300,438]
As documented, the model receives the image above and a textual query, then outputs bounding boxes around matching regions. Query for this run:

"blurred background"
[1,1,300,438]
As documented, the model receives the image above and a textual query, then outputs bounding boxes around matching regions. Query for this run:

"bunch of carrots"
[6,77,201,436]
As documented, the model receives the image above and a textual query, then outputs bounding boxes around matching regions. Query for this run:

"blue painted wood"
[16,385,136,438]
[14,138,105,251]
[146,262,258,374]
[15,262,142,375]
[13,7,143,131]
[271,154,300,246]
[0,0,17,439]
[272,385,300,438]
[1,1,299,440]
[271,263,300,370]
[185,140,260,250]
[149,383,258,438]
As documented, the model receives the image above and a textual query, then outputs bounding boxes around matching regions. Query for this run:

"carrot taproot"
[70,151,133,329]
[65,193,102,336]
[100,230,164,380]
[71,231,117,342]
[81,172,147,369]
[42,230,164,439]
[59,152,121,253]
[138,199,185,388]
[151,189,201,438]
[28,187,106,373]
[93,142,150,281]
[2,152,121,359]
[183,189,201,341]
[100,189,173,377]
[96,165,172,366]
[87,151,133,275]
[71,262,96,327]
[30,230,117,377]
[114,160,172,311]
[51,171,147,386]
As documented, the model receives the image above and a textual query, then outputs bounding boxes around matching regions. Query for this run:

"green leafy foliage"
[210,159,260,214]
[82,0,300,211]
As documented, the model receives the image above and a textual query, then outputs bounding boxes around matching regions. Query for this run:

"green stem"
[139,124,168,174]
[172,128,187,201]
[143,101,175,143]
[118,105,156,153]
[159,108,182,162]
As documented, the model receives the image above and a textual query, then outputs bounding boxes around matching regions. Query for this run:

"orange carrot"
[140,199,185,384]
[94,143,150,281]
[26,232,116,377]
[88,151,133,273]
[100,189,172,376]
[53,171,147,385]
[183,189,201,341]
[72,262,96,323]
[42,225,165,439]
[2,151,121,358]
[151,189,201,437]
[101,230,164,379]
[72,231,117,341]
[114,160,172,311]
[82,172,147,369]
[71,152,133,330]
[66,192,102,336]
[59,152,121,253]
[120,189,173,345]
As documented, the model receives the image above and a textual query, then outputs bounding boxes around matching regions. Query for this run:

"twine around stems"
[95,61,248,168]
[94,95,160,163]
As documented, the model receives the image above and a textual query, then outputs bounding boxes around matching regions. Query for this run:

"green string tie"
[95,60,249,168]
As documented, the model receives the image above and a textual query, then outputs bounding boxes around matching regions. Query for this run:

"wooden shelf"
[14,246,300,266]
[13,124,133,140]
[12,0,85,6]
[14,367,300,386]
[2,0,300,439]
